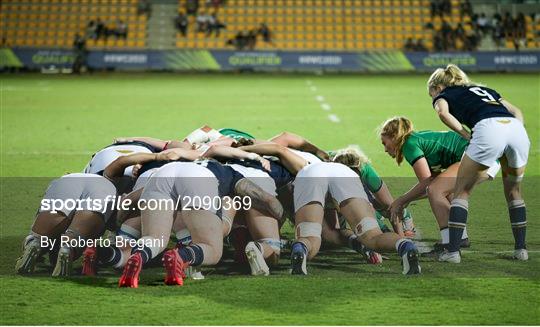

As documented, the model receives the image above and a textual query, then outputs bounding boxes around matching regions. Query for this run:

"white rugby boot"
[245,242,270,276]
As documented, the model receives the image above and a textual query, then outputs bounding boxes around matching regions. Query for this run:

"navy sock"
[347,235,363,252]
[509,200,527,249]
[448,199,468,252]
[97,246,121,266]
[396,239,415,257]
[291,241,307,255]
[132,246,153,265]
[177,244,204,266]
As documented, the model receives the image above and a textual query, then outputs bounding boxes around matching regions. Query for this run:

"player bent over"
[291,162,421,275]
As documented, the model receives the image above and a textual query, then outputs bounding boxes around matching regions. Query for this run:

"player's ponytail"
[332,145,370,170]
[379,116,414,165]
[427,64,474,92]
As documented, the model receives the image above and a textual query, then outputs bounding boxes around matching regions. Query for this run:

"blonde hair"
[379,116,414,165]
[427,64,475,92]
[332,145,370,169]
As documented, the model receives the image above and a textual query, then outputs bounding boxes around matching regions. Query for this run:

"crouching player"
[15,173,116,276]
[291,162,421,275]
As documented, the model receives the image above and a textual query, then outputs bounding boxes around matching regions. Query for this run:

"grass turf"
[0,73,539,325]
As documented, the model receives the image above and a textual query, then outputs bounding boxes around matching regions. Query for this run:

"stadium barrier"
[2,48,539,72]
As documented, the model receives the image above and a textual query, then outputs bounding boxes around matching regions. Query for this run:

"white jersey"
[226,163,277,196]
[84,144,153,177]
[288,149,322,165]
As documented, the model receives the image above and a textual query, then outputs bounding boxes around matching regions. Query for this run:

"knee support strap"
[295,222,322,239]
[354,217,379,237]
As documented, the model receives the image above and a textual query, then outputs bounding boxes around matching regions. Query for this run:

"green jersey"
[359,163,383,194]
[218,128,255,141]
[402,131,467,172]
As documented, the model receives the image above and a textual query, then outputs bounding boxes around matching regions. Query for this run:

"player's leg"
[52,210,106,276]
[427,163,469,249]
[90,216,142,276]
[339,198,420,275]
[163,210,223,286]
[290,164,329,275]
[439,154,488,263]
[15,211,70,274]
[291,203,324,274]
[244,208,281,276]
[326,163,419,274]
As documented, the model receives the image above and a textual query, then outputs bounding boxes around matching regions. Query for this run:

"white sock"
[440,228,449,244]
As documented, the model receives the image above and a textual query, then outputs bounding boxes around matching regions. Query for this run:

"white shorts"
[293,162,368,212]
[140,162,219,214]
[40,173,116,221]
[467,117,530,169]
[132,168,158,191]
[84,145,152,177]
[227,163,277,196]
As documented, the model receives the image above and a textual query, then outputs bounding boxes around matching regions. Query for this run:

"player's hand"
[389,198,406,225]
[114,137,130,143]
[260,157,271,172]
[156,148,183,161]
[132,164,142,178]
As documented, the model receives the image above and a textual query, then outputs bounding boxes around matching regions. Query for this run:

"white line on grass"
[320,103,331,111]
[328,114,341,123]
[310,86,317,92]
[315,95,325,102]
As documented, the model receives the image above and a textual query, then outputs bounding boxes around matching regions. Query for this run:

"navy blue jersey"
[227,159,294,189]
[201,160,243,197]
[433,85,514,129]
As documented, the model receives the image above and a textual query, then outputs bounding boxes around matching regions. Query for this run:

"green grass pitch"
[1,73,539,325]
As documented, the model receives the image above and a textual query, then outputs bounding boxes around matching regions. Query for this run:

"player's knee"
[426,184,445,202]
[295,222,322,239]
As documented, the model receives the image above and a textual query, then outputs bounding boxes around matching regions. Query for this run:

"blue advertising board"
[3,47,539,72]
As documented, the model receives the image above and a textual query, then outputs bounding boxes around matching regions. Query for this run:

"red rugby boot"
[118,252,142,288]
[163,249,189,286]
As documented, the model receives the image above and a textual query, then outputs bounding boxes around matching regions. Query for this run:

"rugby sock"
[177,244,204,266]
[347,234,363,252]
[291,241,308,256]
[175,229,192,247]
[395,239,415,257]
[132,246,153,265]
[448,199,468,253]
[131,236,162,265]
[508,200,527,249]
[97,245,122,267]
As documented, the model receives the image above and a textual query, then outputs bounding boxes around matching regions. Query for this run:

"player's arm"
[114,136,167,150]
[201,145,271,171]
[103,148,200,179]
[389,157,432,224]
[433,98,471,140]
[103,152,159,180]
[500,99,524,124]
[239,143,307,175]
[269,131,329,161]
